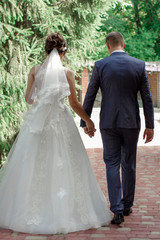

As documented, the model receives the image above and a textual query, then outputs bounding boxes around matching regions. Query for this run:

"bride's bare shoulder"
[28,66,35,79]
[64,68,75,82]
[29,64,41,77]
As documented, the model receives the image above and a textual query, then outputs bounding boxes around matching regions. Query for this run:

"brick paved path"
[0,146,160,240]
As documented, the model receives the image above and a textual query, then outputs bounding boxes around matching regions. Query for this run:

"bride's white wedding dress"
[0,49,111,234]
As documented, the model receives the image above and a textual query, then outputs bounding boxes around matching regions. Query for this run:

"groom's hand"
[143,128,154,143]
[84,127,96,138]
[84,119,96,137]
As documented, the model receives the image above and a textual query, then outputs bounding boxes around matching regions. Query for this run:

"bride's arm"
[25,66,35,104]
[66,70,96,136]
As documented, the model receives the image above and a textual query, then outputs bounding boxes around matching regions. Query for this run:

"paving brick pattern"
[0,146,160,240]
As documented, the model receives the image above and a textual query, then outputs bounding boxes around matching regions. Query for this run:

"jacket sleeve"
[80,63,100,127]
[140,63,154,129]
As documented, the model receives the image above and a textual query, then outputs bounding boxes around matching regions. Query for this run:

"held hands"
[83,119,96,138]
[143,128,154,144]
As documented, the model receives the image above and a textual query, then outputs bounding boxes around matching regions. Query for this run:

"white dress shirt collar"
[111,50,125,54]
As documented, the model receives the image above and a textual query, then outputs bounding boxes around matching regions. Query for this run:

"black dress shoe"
[123,208,133,216]
[111,213,124,224]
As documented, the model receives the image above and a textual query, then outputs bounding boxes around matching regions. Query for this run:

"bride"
[0,32,111,234]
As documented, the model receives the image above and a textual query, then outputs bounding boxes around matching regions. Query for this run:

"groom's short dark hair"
[106,32,124,47]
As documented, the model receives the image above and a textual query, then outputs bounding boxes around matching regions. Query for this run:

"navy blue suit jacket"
[80,52,154,129]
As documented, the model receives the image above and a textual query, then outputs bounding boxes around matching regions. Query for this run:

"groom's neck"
[109,46,124,55]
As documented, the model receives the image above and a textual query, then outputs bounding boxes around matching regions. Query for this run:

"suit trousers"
[100,128,140,214]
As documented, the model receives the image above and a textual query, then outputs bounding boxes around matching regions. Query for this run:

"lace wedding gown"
[0,50,111,234]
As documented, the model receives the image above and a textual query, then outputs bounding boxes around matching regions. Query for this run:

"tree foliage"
[96,0,160,61]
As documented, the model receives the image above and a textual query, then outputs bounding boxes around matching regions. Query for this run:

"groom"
[80,32,154,224]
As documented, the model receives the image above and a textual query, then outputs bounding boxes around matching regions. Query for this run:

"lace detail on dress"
[61,108,89,225]
[26,131,48,226]
[23,87,70,135]
[57,188,67,199]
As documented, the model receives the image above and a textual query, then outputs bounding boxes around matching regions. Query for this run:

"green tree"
[96,0,160,61]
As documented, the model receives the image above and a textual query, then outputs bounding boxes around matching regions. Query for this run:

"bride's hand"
[84,119,96,138]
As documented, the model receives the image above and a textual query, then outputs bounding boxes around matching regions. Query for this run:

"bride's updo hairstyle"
[45,32,68,55]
